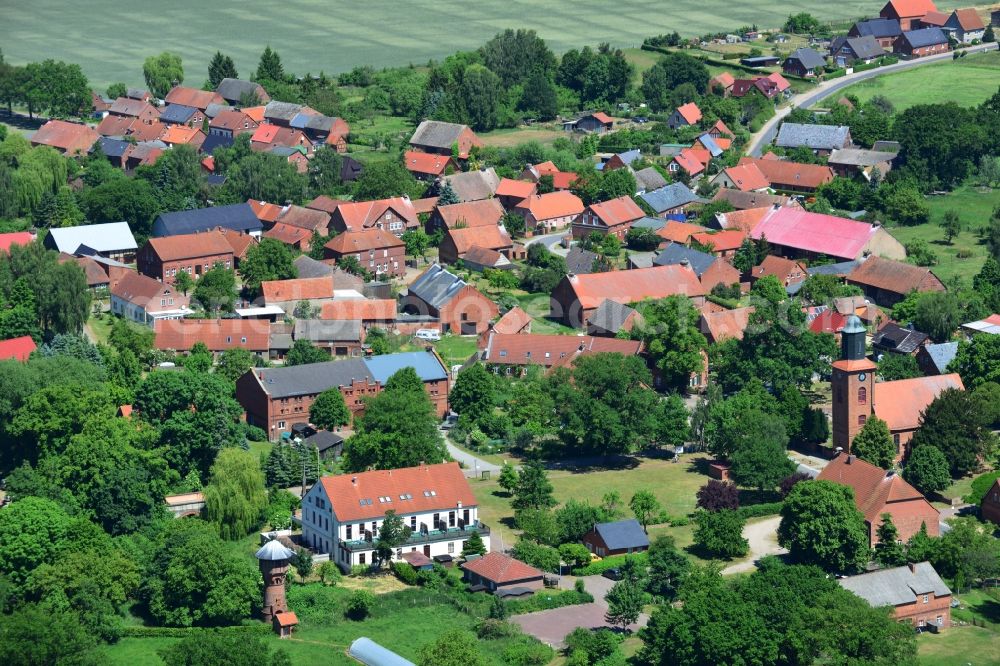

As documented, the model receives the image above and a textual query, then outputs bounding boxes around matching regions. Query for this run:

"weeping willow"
[204,448,268,540]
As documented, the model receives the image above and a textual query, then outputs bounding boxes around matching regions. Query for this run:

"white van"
[414,329,441,341]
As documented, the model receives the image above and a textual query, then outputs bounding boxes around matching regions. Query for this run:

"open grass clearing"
[917,625,999,666]
[839,50,1000,111]
[479,126,568,148]
[4,0,969,89]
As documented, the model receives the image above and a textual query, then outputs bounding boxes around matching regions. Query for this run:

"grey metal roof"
[633,167,668,193]
[565,246,600,274]
[364,351,448,383]
[588,300,637,335]
[872,323,929,354]
[290,112,334,132]
[305,429,344,453]
[293,255,334,279]
[203,103,231,119]
[631,216,666,231]
[807,259,861,276]
[698,134,723,158]
[828,148,897,167]
[853,18,902,38]
[264,101,303,122]
[256,359,374,398]
[47,222,137,254]
[614,149,641,166]
[152,203,262,237]
[159,104,197,124]
[922,342,958,374]
[593,519,650,551]
[407,264,467,309]
[835,35,886,60]
[348,637,415,666]
[786,47,827,70]
[293,319,362,342]
[410,120,467,150]
[640,182,699,214]
[839,562,950,608]
[776,123,851,151]
[269,333,293,350]
[255,538,295,561]
[216,78,262,104]
[96,137,130,158]
[901,27,948,48]
[653,243,716,276]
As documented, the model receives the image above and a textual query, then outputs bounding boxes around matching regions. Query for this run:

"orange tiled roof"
[31,120,99,155]
[160,125,204,145]
[587,195,645,227]
[492,307,533,334]
[656,221,708,243]
[446,225,513,254]
[462,552,543,584]
[436,199,505,228]
[495,178,537,199]
[738,157,835,190]
[710,72,735,89]
[404,150,453,176]
[565,265,705,310]
[590,112,614,124]
[481,332,643,366]
[153,318,269,351]
[711,119,734,137]
[873,374,964,432]
[754,255,806,282]
[261,277,335,303]
[700,306,755,343]
[676,102,702,125]
[210,110,258,132]
[319,462,475,522]
[515,191,584,221]
[242,106,267,123]
[324,229,404,254]
[721,163,769,192]
[164,86,224,110]
[885,0,938,18]
[248,200,285,224]
[673,148,709,176]
[690,229,746,252]
[921,10,950,25]
[96,114,138,137]
[714,206,772,234]
[305,195,350,215]
[320,298,397,321]
[216,227,256,258]
[334,198,418,232]
[274,611,298,627]
[817,452,937,524]
[131,121,167,143]
[145,230,233,262]
[264,223,312,246]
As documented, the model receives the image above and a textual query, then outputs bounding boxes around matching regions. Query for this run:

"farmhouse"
[830,35,888,66]
[943,8,986,42]
[400,264,499,335]
[438,225,514,265]
[572,195,646,240]
[669,147,711,178]
[633,167,668,194]
[751,255,807,287]
[750,207,905,262]
[293,319,364,358]
[31,120,100,156]
[440,168,501,202]
[521,161,578,190]
[323,229,406,278]
[409,120,482,159]
[319,299,397,331]
[880,0,938,30]
[328,197,419,235]
[137,230,234,283]
[216,78,271,106]
[982,478,1000,525]
[872,322,930,356]
[494,178,537,210]
[45,222,138,262]
[666,102,702,130]
[514,191,584,232]
[153,204,263,238]
[850,18,904,48]
[775,123,852,154]
[712,162,770,193]
[479,331,643,372]
[736,157,835,193]
[894,27,950,56]
[839,563,951,629]
[110,271,192,326]
[828,148,896,179]
[915,341,958,376]
[846,255,945,307]
[427,198,505,233]
[403,150,458,180]
[639,183,700,217]
[165,86,224,110]
[586,300,642,337]
[153,318,270,356]
[700,306,755,344]
[302,462,487,572]
[654,244,741,291]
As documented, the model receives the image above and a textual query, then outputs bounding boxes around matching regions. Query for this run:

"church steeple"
[830,314,876,453]
[841,315,866,360]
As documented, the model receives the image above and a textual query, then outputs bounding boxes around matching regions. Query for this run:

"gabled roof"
[700,306,755,343]
[919,342,958,374]
[754,255,807,282]
[160,125,205,146]
[639,183,699,214]
[709,72,735,89]
[445,225,512,254]
[252,359,374,399]
[562,265,705,311]
[633,167,668,193]
[109,97,159,118]
[495,178,537,200]
[713,189,793,211]
[158,104,197,124]
[808,307,848,334]
[164,86,223,110]
[144,230,233,262]
[111,271,179,307]
[776,123,851,151]
[407,264,469,309]
[48,222,137,254]
[696,134,724,158]
[750,207,881,261]
[872,322,930,354]
[818,452,936,522]
[565,246,601,274]
[409,120,473,150]
[587,196,645,227]
[334,198,419,232]
[210,110,257,132]
[951,8,985,31]
[0,232,34,253]
[593,519,650,551]
[319,460,478,522]
[264,223,311,246]
[654,243,717,276]
[462,246,509,268]
[834,35,887,60]
[920,9,950,25]
[441,168,501,202]
[404,150,454,176]
[847,255,943,296]
[899,27,949,48]
[436,199,505,229]
[883,0,938,19]
[853,17,903,38]
[277,205,330,232]
[31,120,99,155]
[719,162,770,192]
[874,373,963,432]
[739,157,835,190]
[714,206,772,234]
[320,299,397,321]
[690,229,746,253]
[0,336,37,362]
[263,101,306,123]
[154,204,262,237]
[307,195,352,214]
[515,191,584,220]
[480,332,643,365]
[840,562,950,608]
[675,102,702,125]
[786,47,827,70]
[262,277,336,303]
[588,299,640,335]
[293,318,362,343]
[461,551,542,584]
[656,221,708,244]
[216,227,256,258]
[154,318,269,351]
[492,307,532,335]
[828,148,897,168]
[324,229,404,254]
[293,255,333,279]
[216,78,268,104]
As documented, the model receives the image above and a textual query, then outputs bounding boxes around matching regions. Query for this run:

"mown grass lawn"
[840,50,1000,111]
[917,625,999,666]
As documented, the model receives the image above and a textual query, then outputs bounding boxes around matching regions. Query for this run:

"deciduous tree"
[203,448,268,540]
[143,52,184,98]
[309,387,351,431]
[240,238,296,294]
[851,417,896,469]
[605,578,643,631]
[630,489,661,533]
[909,388,995,477]
[693,509,748,558]
[778,480,870,573]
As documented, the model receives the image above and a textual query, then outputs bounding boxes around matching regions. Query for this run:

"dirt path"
[722,515,787,575]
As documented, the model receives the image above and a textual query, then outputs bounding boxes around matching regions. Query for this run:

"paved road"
[722,515,787,575]
[444,439,502,478]
[748,43,999,157]
[524,231,570,256]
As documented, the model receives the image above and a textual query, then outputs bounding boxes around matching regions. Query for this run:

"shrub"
[317,561,340,586]
[735,501,783,519]
[502,638,555,666]
[574,578,586,593]
[287,584,345,621]
[504,589,593,614]
[669,516,689,527]
[966,470,1000,505]
[571,553,649,576]
[245,425,268,442]
[476,618,520,639]
[345,590,375,620]
[393,561,419,586]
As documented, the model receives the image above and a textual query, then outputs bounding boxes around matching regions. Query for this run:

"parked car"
[602,568,622,581]
[415,329,441,341]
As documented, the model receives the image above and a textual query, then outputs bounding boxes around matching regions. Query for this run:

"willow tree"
[204,448,267,540]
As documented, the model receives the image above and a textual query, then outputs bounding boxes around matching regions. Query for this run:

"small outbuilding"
[461,552,544,596]
[273,611,298,638]
[582,519,650,557]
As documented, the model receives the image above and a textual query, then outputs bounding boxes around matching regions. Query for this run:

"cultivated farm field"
[2,0,966,88]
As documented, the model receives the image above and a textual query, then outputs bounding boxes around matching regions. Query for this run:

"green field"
[917,626,1000,666]
[840,50,1000,111]
[2,0,967,89]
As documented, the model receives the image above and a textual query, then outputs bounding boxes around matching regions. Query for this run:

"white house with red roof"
[301,462,489,572]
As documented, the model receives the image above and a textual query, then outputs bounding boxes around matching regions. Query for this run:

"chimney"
[457,501,462,509]
[908,562,917,573]
[351,476,357,485]
[846,454,855,464]
[885,470,895,478]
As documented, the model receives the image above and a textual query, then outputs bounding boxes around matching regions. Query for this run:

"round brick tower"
[255,538,295,623]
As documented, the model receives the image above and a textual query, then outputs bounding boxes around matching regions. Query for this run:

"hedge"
[504,589,593,615]
[966,470,1000,505]
[735,501,783,519]
[121,624,272,638]
[571,552,650,576]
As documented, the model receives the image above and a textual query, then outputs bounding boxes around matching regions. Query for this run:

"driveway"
[524,232,570,256]
[722,515,787,575]
[747,42,998,156]
[444,438,501,479]
[511,574,648,648]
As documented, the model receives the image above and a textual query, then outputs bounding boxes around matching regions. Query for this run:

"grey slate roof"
[204,103,232,119]
[290,112,335,132]
[96,137,130,158]
[256,359,374,398]
[653,243,716,276]
[46,222,138,254]
[410,120,468,150]
[610,149,640,166]
[407,264,467,309]
[872,323,929,355]
[839,562,950,608]
[216,78,262,104]
[565,246,600,274]
[293,255,334,279]
[922,342,958,374]
[631,216,666,231]
[364,351,448,383]
[633,167,668,193]
[640,182,699,214]
[872,141,901,154]
[776,123,851,151]
[201,134,234,155]
[828,148,897,167]
[588,300,637,335]
[293,319,362,342]
[159,104,197,124]
[833,35,886,60]
[441,168,500,202]
[853,18,902,39]
[807,259,861,276]
[901,27,948,48]
[786,47,827,70]
[152,203,262,237]
[264,101,304,123]
[593,519,650,551]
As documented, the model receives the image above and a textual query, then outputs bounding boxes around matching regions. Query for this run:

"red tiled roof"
[764,72,791,92]
[0,232,33,253]
[587,195,645,227]
[264,223,312,247]
[111,271,181,307]
[817,452,936,523]
[809,308,848,334]
[673,148,709,176]
[274,612,298,627]
[164,86,224,110]
[690,229,746,252]
[96,114,138,137]
[334,198,418,232]
[0,335,37,362]
[243,106,266,123]
[492,307,533,335]
[109,97,160,118]
[154,318,269,351]
[145,230,234,262]
[210,110,258,132]
[446,225,513,254]
[526,162,578,189]
[700,306,754,343]
[676,102,702,125]
[216,227,256,258]
[481,332,643,366]
[847,256,944,296]
[306,196,351,215]
[590,112,614,124]
[710,72,735,89]
[130,121,168,143]
[319,462,475,522]
[714,206,772,234]
[412,197,440,215]
[515,191,584,221]
[921,10,949,25]
[873,374,964,432]
[656,221,708,243]
[713,137,733,151]
[320,299,397,321]
[495,178,537,199]
[952,8,985,30]
[564,265,705,310]
[31,120,99,155]
[277,205,330,232]
[884,0,938,18]
[436,199,505,228]
[461,552,543,584]
[251,123,281,144]
[751,207,881,261]
[711,119,734,137]
[262,277,335,303]
[404,150,454,176]
[324,229,404,254]
[720,163,769,192]
[738,157,835,190]
[754,255,806,283]
[248,200,285,224]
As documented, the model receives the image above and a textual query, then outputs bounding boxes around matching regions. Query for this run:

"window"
[410,516,417,530]
[923,595,929,604]
[857,414,866,427]
[857,386,867,404]
[359,553,365,564]
[346,525,352,540]
[448,542,455,554]
[277,420,285,429]
[449,511,455,527]
[936,615,943,626]
[893,433,901,452]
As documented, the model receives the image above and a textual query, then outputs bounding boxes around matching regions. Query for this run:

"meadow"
[840,50,1000,111]
[2,0,965,89]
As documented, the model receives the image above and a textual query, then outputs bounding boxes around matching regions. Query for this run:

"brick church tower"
[831,315,876,452]
[255,537,294,623]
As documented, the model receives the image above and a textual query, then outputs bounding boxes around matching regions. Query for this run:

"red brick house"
[428,199,505,234]
[438,225,513,265]
[209,110,260,139]
[513,191,584,232]
[478,330,643,373]
[839,562,951,630]
[817,451,940,546]
[401,264,499,335]
[323,229,406,278]
[137,230,234,284]
[981,478,1000,526]
[880,0,938,30]
[846,256,945,308]
[572,196,645,240]
[751,255,807,287]
[409,120,482,159]
[462,552,544,595]
[153,318,270,356]
[329,198,419,235]
[893,27,950,57]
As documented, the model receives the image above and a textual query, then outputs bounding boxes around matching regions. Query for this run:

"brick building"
[839,562,951,629]
[572,195,646,241]
[137,230,234,283]
[323,229,406,278]
[400,264,499,335]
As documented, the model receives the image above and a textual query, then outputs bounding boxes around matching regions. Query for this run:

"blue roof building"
[583,519,650,556]
[363,351,448,384]
[152,203,262,238]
